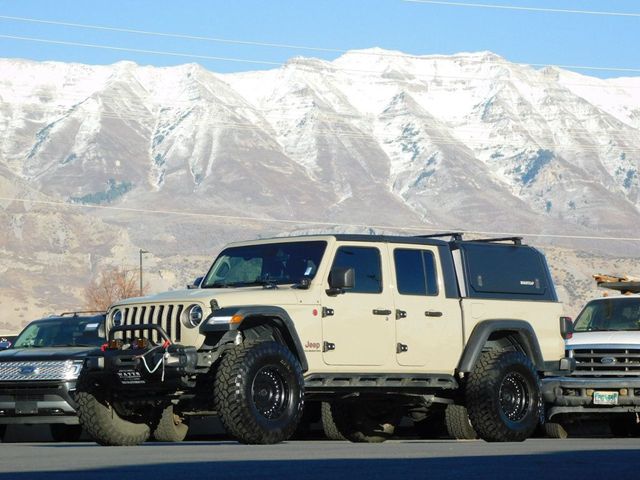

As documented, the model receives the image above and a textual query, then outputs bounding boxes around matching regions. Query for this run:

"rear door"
[391,245,463,371]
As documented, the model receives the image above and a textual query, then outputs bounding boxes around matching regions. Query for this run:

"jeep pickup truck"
[77,233,571,445]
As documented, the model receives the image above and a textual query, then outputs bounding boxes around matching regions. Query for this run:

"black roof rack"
[414,232,464,241]
[463,236,523,245]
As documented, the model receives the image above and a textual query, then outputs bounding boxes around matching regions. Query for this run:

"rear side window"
[460,243,554,300]
[331,246,382,293]
[394,249,438,296]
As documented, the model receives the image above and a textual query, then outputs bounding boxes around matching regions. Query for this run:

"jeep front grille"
[0,361,81,381]
[117,304,186,343]
[571,348,640,376]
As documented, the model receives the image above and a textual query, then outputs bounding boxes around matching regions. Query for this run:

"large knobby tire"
[321,401,346,440]
[445,404,478,440]
[151,404,189,442]
[466,350,542,442]
[75,372,151,446]
[329,399,401,443]
[50,424,83,442]
[544,421,569,439]
[214,340,304,444]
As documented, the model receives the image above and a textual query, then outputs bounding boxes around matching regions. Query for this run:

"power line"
[1,195,639,243]
[2,30,640,75]
[0,34,281,66]
[402,0,640,18]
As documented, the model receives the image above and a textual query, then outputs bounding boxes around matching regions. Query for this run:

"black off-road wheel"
[50,424,83,442]
[321,401,346,440]
[214,341,304,444]
[151,404,189,442]
[445,404,478,440]
[329,399,401,443]
[544,421,569,439]
[466,350,542,442]
[76,372,151,446]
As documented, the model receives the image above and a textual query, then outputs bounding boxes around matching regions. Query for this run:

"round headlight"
[112,309,122,327]
[183,304,203,328]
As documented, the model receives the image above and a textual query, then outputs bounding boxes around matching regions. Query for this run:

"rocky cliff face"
[0,49,638,329]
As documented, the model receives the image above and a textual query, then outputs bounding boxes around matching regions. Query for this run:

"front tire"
[466,350,542,442]
[151,404,189,442]
[544,421,569,439]
[329,399,401,443]
[214,341,304,444]
[76,372,151,446]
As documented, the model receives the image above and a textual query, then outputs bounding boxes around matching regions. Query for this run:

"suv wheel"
[76,372,151,446]
[329,399,401,443]
[466,350,541,442]
[151,404,189,442]
[445,404,478,440]
[214,341,304,444]
[321,401,345,440]
[50,424,82,442]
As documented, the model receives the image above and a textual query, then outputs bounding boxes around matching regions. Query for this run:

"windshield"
[201,241,327,288]
[574,297,640,332]
[12,317,106,348]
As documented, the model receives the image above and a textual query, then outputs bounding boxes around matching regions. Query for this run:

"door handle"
[373,309,392,316]
[425,310,443,317]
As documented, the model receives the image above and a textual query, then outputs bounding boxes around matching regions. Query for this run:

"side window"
[394,249,439,296]
[331,246,382,293]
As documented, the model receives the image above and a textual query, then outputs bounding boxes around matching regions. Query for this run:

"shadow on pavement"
[1,448,640,480]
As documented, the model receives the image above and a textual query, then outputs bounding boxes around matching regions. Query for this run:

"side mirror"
[0,340,12,350]
[187,276,203,289]
[560,316,573,340]
[326,267,355,296]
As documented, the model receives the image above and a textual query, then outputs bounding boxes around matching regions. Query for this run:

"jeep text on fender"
[77,233,571,445]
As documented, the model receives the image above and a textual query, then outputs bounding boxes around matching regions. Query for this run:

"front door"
[321,245,394,366]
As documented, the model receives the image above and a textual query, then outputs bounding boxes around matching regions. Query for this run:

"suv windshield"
[201,241,327,288]
[574,297,640,332]
[12,317,106,348]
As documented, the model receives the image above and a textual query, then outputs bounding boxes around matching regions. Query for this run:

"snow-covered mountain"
[0,49,639,329]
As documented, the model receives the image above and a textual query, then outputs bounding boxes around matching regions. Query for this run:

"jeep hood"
[113,286,303,309]
[567,331,640,348]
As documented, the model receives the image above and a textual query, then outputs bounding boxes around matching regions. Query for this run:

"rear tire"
[0,425,6,442]
[544,421,569,439]
[151,404,189,442]
[50,424,83,442]
[321,401,345,440]
[445,404,478,440]
[466,350,542,442]
[214,341,304,444]
[76,372,151,446]
[329,399,400,443]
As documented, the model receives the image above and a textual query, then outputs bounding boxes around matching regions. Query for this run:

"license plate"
[116,369,145,385]
[593,391,619,405]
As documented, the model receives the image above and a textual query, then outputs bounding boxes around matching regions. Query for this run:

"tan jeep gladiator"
[77,233,572,445]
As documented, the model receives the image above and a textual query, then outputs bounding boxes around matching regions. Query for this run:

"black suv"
[0,312,105,441]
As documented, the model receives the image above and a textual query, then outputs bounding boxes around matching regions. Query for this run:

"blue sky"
[0,0,637,78]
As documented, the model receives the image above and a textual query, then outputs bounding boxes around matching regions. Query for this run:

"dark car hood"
[0,346,101,361]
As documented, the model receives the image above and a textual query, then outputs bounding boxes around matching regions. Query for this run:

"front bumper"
[542,376,640,419]
[0,380,79,425]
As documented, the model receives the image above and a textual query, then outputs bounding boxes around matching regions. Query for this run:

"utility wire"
[402,0,640,18]
[2,195,639,243]
[1,31,640,75]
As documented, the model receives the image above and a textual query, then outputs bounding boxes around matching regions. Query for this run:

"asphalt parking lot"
[1,434,639,480]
